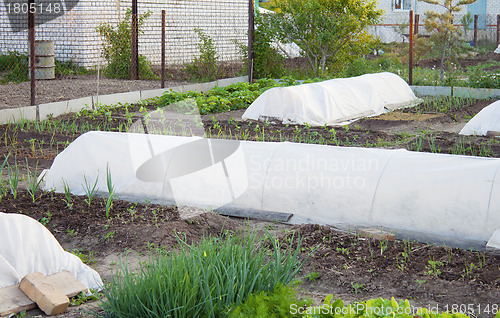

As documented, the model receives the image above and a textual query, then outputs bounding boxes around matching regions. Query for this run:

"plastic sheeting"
[42,131,500,247]
[242,72,422,126]
[0,212,103,289]
[460,100,500,136]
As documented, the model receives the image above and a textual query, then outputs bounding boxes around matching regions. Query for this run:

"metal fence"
[371,13,500,45]
[0,0,249,107]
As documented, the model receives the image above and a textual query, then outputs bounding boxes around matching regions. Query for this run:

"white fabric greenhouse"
[0,212,102,289]
[42,132,500,247]
[460,100,500,136]
[242,72,422,126]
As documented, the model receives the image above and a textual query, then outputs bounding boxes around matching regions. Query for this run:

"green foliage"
[185,28,219,82]
[96,9,157,80]
[0,51,28,84]
[154,79,285,115]
[301,296,471,317]
[252,14,285,79]
[265,0,383,76]
[227,284,309,318]
[98,232,305,318]
[419,0,476,80]
[341,56,405,78]
[467,61,500,88]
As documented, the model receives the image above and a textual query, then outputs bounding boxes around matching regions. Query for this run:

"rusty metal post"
[473,14,478,47]
[409,10,414,86]
[131,0,138,80]
[161,10,165,88]
[414,14,419,36]
[497,15,500,47]
[247,0,254,83]
[28,0,35,107]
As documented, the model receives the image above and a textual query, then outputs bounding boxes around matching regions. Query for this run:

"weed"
[351,282,365,294]
[425,259,443,277]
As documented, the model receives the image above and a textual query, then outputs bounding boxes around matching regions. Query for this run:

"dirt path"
[0,76,186,109]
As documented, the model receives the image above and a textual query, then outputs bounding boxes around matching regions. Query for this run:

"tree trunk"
[439,37,448,81]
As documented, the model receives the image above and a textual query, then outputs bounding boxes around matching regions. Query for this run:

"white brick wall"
[0,0,248,68]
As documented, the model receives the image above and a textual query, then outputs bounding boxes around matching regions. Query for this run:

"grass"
[0,51,90,84]
[97,231,305,318]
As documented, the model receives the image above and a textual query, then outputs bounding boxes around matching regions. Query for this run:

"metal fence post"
[131,0,139,80]
[497,15,500,47]
[161,10,166,88]
[473,14,478,47]
[28,0,36,107]
[409,10,413,86]
[247,0,254,83]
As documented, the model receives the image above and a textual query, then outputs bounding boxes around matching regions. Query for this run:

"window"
[394,0,411,10]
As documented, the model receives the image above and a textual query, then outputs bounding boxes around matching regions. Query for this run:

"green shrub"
[252,14,284,79]
[96,9,157,80]
[467,62,500,88]
[98,231,304,318]
[0,52,28,84]
[185,28,219,82]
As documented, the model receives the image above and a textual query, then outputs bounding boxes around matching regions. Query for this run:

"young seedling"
[61,179,73,209]
[82,175,99,206]
[7,160,19,199]
[105,165,115,219]
[0,153,10,201]
[25,159,45,203]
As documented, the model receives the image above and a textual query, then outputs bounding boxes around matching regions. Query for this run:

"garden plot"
[0,86,498,316]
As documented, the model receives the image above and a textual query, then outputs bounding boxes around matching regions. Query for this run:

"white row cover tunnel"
[42,132,500,247]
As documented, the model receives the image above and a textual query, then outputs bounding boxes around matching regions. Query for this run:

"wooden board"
[216,207,293,222]
[0,271,88,317]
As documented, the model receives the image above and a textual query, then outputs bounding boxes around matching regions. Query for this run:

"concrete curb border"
[0,76,248,124]
[1,80,498,125]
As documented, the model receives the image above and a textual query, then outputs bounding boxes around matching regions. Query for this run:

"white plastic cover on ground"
[495,44,500,54]
[0,212,103,289]
[459,100,500,136]
[42,131,500,247]
[242,72,422,126]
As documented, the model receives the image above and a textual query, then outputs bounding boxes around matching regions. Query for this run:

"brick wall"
[0,0,248,68]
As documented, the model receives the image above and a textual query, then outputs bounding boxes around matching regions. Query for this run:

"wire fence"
[0,0,249,107]
[371,13,500,45]
[1,3,500,109]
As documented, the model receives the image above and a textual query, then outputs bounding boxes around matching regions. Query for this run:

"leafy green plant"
[96,9,156,80]
[39,211,52,226]
[98,231,305,317]
[227,283,309,318]
[425,259,443,277]
[185,28,219,82]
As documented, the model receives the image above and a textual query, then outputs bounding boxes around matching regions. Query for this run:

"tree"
[264,0,383,76]
[419,0,476,80]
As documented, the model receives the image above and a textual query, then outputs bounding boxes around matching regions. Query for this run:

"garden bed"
[0,91,499,317]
